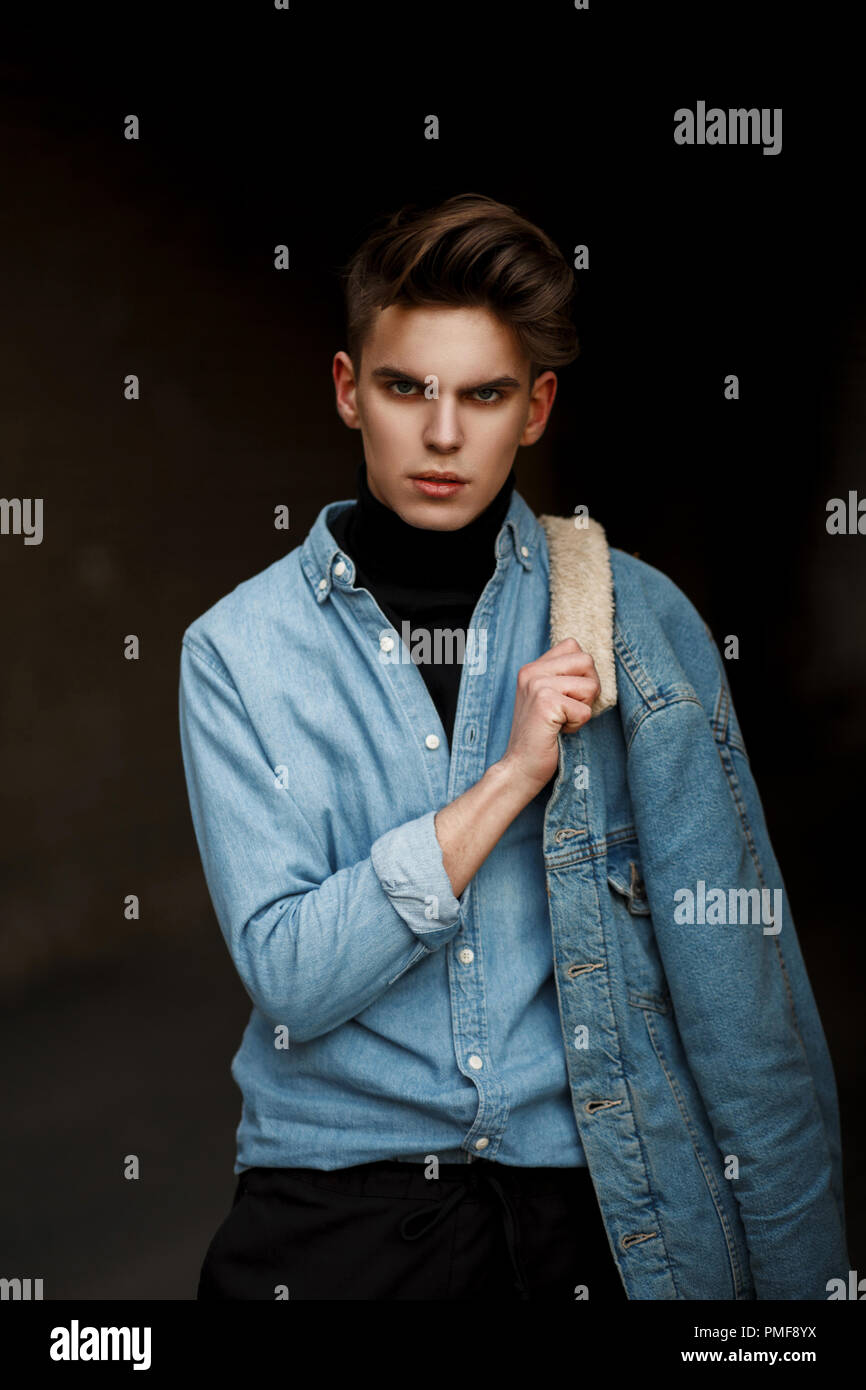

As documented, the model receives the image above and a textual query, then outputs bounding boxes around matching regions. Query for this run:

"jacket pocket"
[606,839,671,1013]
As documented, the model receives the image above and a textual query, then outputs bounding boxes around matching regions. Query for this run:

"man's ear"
[333,351,362,430]
[519,370,557,447]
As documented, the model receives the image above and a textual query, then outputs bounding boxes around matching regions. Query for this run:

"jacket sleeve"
[178,636,465,1043]
[625,635,850,1299]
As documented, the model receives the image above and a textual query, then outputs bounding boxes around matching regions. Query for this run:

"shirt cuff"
[370,809,465,950]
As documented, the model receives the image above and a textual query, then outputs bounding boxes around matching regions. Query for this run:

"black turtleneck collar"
[330,459,517,592]
[326,459,519,750]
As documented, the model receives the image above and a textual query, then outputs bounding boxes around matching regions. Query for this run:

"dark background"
[0,5,862,1298]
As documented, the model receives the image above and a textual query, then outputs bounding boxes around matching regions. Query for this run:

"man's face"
[333,304,557,530]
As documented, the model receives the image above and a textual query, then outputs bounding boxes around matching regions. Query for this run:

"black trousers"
[197,1159,629,1301]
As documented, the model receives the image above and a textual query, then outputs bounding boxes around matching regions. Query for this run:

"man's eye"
[387,382,502,402]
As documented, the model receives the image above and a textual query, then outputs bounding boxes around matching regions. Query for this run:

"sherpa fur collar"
[537,515,617,716]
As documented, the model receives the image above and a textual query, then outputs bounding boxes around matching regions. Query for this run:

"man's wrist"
[484,756,543,814]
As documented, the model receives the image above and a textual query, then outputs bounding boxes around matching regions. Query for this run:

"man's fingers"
[517,639,601,703]
[559,696,594,734]
[536,638,596,677]
[545,637,585,658]
[534,675,600,710]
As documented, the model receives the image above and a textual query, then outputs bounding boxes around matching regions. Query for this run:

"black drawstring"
[399,1167,531,1299]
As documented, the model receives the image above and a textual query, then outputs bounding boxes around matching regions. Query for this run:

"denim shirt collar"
[301,483,542,604]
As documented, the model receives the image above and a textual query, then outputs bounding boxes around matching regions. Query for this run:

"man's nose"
[421,396,464,451]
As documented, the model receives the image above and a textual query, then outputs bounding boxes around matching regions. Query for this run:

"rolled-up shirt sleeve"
[371,808,463,949]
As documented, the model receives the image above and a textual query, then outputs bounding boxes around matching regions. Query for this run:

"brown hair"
[340,193,580,385]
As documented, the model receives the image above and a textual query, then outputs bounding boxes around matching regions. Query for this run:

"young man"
[180,194,849,1301]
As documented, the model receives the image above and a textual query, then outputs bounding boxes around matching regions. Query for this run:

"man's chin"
[386,483,476,531]
[400,498,478,532]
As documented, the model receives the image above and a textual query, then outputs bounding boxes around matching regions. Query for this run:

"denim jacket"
[539,512,849,1300]
[179,489,849,1301]
[181,490,588,1175]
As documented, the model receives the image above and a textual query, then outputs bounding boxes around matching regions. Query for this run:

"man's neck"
[338,459,517,589]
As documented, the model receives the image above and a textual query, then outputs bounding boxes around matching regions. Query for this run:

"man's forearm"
[434,758,540,898]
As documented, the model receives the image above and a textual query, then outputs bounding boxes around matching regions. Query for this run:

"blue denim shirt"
[179,488,586,1172]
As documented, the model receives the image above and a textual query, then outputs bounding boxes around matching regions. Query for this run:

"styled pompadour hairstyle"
[341,193,580,385]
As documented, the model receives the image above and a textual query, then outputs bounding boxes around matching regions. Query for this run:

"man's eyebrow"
[370,363,523,390]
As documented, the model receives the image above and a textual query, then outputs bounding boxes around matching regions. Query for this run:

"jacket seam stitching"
[643,1009,745,1299]
[591,855,667,1282]
[613,625,659,708]
[714,740,801,1035]
[624,694,703,755]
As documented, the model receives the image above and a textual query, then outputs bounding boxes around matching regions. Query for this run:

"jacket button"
[334,560,346,577]
[468,1054,483,1070]
[474,1137,489,1150]
[425,734,440,750]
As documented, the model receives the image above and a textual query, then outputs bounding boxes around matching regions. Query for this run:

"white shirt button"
[379,634,395,652]
[317,578,327,591]
[458,947,474,964]
[474,1137,490,1150]
[425,733,440,750]
[468,1054,483,1071]
[334,560,346,577]
[520,545,529,557]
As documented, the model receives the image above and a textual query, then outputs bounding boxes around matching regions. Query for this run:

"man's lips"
[410,474,468,497]
[410,472,466,482]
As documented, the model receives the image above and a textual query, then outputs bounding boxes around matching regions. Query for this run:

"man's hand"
[433,638,600,900]
[496,637,601,800]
